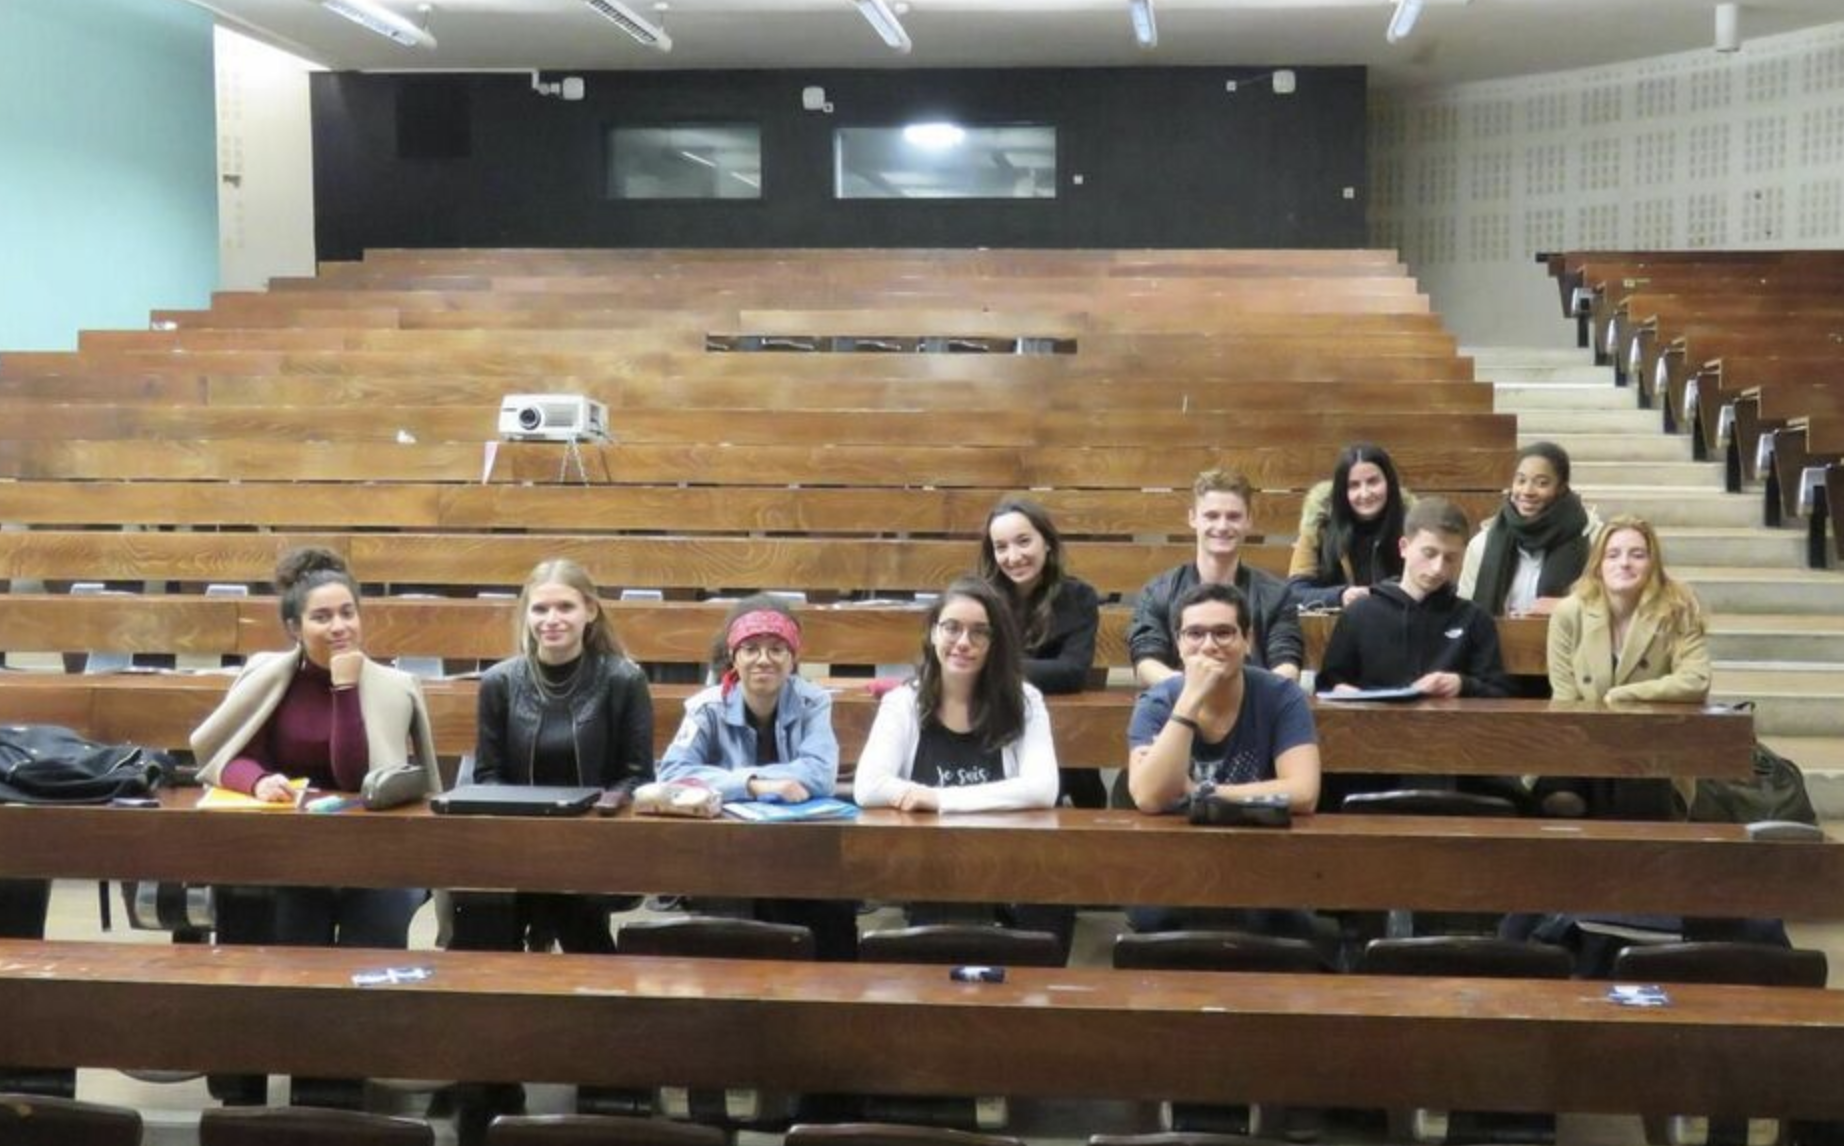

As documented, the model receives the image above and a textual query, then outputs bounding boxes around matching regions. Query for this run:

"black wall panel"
[311,66,1367,260]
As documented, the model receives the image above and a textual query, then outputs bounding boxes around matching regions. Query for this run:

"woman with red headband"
[658,595,854,958]
[658,594,839,802]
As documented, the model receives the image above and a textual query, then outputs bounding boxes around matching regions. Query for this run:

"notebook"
[430,784,602,817]
[722,797,859,823]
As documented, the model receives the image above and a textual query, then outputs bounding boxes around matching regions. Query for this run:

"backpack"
[1689,739,1819,827]
[0,724,175,805]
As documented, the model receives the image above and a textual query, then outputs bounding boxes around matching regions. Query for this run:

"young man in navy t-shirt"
[1127,581,1321,816]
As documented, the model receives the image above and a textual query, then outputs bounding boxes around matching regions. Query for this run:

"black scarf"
[1473,491,1591,615]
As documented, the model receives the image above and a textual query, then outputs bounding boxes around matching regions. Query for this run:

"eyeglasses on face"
[735,639,793,661]
[1178,625,1242,647]
[934,620,994,647]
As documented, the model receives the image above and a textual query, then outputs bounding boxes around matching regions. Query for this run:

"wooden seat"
[0,1093,142,1146]
[1612,943,1831,1146]
[483,1114,726,1146]
[1357,938,1573,1144]
[785,1122,1025,1146]
[198,1106,433,1145]
[1110,931,1333,974]
[1339,790,1522,818]
[858,925,1065,968]
[1357,936,1573,980]
[1109,932,1332,1140]
[614,917,815,961]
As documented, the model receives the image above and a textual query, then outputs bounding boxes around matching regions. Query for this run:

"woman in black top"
[978,498,1102,806]
[454,558,654,954]
[1288,442,1410,611]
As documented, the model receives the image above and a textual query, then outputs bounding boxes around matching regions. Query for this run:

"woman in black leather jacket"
[452,558,654,955]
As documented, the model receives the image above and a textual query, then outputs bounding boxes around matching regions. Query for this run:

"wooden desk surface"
[1,939,1839,1118]
[0,674,1753,779]
[0,799,1831,917]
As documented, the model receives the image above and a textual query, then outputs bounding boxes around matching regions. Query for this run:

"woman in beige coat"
[191,546,438,947]
[1542,516,1710,818]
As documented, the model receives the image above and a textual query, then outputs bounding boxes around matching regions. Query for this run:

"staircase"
[1469,346,1844,821]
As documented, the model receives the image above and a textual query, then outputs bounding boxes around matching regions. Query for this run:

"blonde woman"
[1542,516,1710,819]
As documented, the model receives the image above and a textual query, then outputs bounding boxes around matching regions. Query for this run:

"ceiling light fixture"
[321,0,436,49]
[1128,0,1157,49]
[903,122,964,149]
[584,0,673,52]
[853,0,913,54]
[1385,0,1423,44]
[1714,2,1741,53]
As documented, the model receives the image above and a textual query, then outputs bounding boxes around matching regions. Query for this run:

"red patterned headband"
[726,610,801,656]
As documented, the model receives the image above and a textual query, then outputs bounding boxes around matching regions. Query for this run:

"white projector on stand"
[497,393,610,443]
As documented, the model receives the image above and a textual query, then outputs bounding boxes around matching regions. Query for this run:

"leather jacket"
[473,653,655,793]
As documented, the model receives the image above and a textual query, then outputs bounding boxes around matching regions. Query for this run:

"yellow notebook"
[197,778,308,811]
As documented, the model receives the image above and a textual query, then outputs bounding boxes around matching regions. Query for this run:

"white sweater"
[852,683,1060,813]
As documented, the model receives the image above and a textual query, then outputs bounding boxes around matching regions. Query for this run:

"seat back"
[0,1093,142,1146]
[485,1113,728,1145]
[614,916,815,961]
[1358,936,1574,979]
[198,1106,434,1145]
[1339,790,1520,818]
[785,1122,1026,1146]
[1612,942,1829,988]
[1111,931,1332,974]
[859,925,1065,968]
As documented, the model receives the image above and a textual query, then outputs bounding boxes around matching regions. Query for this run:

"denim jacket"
[656,676,839,802]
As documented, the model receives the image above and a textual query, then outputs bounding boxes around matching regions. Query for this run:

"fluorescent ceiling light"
[903,122,965,149]
[853,0,913,54]
[321,0,435,49]
[585,0,673,51]
[678,150,717,168]
[1385,0,1423,43]
[1128,0,1157,49]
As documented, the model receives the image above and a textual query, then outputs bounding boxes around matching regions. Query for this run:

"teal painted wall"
[0,0,218,351]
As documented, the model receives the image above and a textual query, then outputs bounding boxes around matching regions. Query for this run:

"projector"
[498,394,610,443]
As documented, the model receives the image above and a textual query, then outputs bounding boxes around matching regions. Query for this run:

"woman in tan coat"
[1542,516,1709,818]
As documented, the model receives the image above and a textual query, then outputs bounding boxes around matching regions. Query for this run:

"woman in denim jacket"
[657,595,854,958]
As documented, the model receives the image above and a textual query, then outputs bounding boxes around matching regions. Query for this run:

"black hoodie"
[1316,580,1511,698]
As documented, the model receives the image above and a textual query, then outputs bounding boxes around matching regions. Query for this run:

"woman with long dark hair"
[854,577,1058,813]
[978,497,1102,805]
[1288,442,1410,611]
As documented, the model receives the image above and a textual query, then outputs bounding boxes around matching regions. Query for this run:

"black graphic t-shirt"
[912,722,1004,789]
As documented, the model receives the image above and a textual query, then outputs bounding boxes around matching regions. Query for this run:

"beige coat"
[192,648,440,791]
[1546,594,1711,704]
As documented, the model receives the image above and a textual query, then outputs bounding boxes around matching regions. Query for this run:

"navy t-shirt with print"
[1127,667,1316,787]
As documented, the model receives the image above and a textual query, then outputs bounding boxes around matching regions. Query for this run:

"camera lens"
[517,406,543,430]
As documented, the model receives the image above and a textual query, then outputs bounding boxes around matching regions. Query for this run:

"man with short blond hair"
[1128,467,1303,688]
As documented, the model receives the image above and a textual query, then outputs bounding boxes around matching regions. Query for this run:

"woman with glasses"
[854,577,1059,813]
[1127,580,1320,816]
[657,594,856,959]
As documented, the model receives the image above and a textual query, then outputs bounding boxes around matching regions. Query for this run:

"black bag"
[1690,739,1818,827]
[0,724,174,805]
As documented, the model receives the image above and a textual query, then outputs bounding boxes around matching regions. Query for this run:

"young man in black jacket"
[1318,497,1511,700]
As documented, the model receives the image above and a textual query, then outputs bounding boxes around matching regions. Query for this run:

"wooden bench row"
[0,406,1513,448]
[6,938,1839,1117]
[0,593,1552,674]
[0,674,1752,780]
[0,481,1507,540]
[0,441,1508,489]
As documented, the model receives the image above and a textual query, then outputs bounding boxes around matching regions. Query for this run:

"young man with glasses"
[1128,468,1303,688]
[1126,582,1320,815]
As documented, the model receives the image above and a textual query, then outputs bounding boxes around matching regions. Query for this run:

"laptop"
[430,784,602,817]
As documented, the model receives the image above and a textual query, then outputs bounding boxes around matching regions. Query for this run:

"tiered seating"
[4,247,1826,1136]
[1544,251,1844,559]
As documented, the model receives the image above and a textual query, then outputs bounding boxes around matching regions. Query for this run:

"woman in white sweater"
[854,577,1059,813]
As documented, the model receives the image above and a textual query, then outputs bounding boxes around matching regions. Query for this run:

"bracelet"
[1167,713,1201,733]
